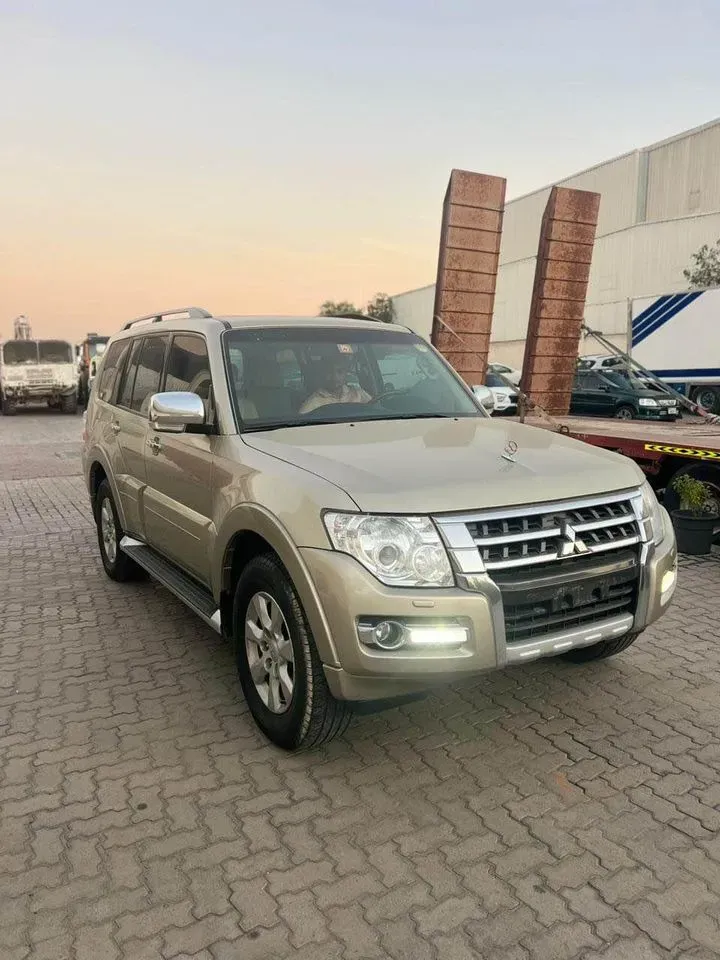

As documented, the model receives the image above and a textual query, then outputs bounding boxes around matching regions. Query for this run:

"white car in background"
[473,374,519,415]
[487,361,521,386]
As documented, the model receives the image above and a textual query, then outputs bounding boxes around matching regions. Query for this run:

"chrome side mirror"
[472,384,496,414]
[148,392,206,433]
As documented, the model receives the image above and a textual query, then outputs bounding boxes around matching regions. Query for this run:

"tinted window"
[165,336,211,395]
[38,340,73,363]
[97,340,131,403]
[117,339,143,409]
[131,336,169,414]
[485,373,504,387]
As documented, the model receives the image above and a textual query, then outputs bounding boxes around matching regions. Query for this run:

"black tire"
[61,393,78,414]
[692,385,720,414]
[561,631,642,663]
[614,404,635,420]
[2,398,16,416]
[232,553,352,750]
[94,480,145,582]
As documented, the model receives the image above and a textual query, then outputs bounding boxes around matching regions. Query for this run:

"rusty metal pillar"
[520,186,600,415]
[431,170,506,385]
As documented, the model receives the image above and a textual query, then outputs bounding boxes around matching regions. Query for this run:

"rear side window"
[117,339,143,408]
[96,340,131,403]
[131,336,170,414]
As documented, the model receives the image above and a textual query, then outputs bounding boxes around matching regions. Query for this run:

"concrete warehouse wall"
[392,118,720,369]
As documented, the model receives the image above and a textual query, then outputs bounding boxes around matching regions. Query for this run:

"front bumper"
[3,384,76,401]
[639,407,678,420]
[302,508,677,701]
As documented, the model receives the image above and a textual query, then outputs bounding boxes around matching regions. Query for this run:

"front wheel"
[232,554,352,750]
[94,480,145,582]
[561,631,641,663]
[61,393,78,414]
[614,404,635,420]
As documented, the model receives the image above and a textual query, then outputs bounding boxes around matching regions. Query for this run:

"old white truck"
[0,339,79,415]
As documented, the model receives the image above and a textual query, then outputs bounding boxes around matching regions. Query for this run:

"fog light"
[358,618,469,651]
[372,621,406,650]
[660,567,677,606]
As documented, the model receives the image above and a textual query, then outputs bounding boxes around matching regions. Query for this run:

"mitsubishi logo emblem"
[557,519,589,557]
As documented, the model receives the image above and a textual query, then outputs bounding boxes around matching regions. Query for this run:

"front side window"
[164,336,211,396]
[131,336,170,414]
[2,341,38,365]
[164,335,213,418]
[224,327,481,430]
[38,340,73,364]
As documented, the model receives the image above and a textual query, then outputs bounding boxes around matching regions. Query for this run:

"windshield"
[38,340,73,364]
[2,341,38,365]
[485,373,508,388]
[224,327,482,430]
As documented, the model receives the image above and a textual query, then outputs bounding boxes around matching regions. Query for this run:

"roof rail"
[331,311,393,324]
[122,307,212,331]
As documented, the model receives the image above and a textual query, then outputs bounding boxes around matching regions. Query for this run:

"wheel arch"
[216,505,340,666]
[86,451,127,529]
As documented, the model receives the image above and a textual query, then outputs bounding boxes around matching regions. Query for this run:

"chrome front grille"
[434,489,645,576]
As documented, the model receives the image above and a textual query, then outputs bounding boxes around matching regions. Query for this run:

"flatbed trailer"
[524,414,720,514]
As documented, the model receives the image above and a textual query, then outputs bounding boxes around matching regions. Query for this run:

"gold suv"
[83,307,678,749]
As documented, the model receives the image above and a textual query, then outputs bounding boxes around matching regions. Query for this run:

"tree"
[318,293,395,322]
[319,300,362,317]
[365,292,395,324]
[683,239,720,288]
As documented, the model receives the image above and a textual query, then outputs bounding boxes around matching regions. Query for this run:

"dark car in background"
[570,370,679,421]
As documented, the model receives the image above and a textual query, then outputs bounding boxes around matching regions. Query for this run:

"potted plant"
[670,474,719,555]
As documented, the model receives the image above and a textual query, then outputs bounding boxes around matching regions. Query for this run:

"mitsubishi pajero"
[83,308,678,749]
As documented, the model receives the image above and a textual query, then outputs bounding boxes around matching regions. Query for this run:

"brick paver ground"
[2,411,720,960]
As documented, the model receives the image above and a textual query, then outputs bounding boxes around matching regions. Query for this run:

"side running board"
[120,537,222,634]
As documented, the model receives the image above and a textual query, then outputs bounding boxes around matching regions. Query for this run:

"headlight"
[641,482,666,546]
[323,513,454,587]
[639,398,658,408]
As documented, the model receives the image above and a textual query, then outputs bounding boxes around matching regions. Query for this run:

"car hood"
[242,417,644,514]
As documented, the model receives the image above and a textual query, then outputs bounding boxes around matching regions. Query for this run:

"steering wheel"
[372,386,415,404]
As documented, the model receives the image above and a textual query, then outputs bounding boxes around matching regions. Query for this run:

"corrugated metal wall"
[645,123,720,221]
[392,284,434,340]
[392,119,720,364]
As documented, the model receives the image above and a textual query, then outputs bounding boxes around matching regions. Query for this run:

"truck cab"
[1,339,78,415]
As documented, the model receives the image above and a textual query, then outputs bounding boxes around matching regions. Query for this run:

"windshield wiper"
[243,413,468,433]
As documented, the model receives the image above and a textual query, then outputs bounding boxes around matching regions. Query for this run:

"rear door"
[570,373,594,414]
[112,335,170,536]
[142,334,215,585]
[573,372,613,416]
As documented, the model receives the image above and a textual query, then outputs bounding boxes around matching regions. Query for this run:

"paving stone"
[4,414,720,960]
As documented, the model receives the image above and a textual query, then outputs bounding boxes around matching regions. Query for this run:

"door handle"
[148,436,162,455]
[111,420,121,435]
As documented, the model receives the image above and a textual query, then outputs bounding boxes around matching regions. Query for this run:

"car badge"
[502,439,518,463]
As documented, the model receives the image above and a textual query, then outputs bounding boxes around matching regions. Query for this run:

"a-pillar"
[431,170,506,385]
[520,186,601,414]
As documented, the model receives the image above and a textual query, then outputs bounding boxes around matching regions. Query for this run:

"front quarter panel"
[211,436,359,666]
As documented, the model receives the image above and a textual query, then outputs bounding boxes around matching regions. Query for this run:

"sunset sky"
[2,0,719,342]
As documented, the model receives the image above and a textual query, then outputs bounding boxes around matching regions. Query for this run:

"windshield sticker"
[415,343,429,352]
[337,344,354,354]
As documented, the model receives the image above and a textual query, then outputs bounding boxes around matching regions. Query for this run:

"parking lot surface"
[2,411,720,960]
